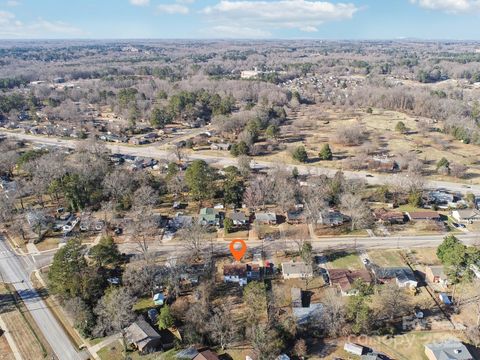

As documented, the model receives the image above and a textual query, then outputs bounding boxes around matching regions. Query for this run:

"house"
[193,350,220,360]
[328,269,372,296]
[241,69,261,79]
[223,264,248,286]
[198,208,222,227]
[124,319,162,354]
[406,211,441,221]
[246,264,261,280]
[425,339,474,360]
[317,210,345,226]
[286,209,306,224]
[282,262,313,279]
[153,293,165,306]
[374,267,418,288]
[210,143,231,151]
[344,343,366,356]
[228,211,248,226]
[255,212,277,225]
[425,265,449,287]
[428,191,455,205]
[373,208,405,224]
[292,303,323,326]
[291,287,303,307]
[366,158,399,172]
[452,209,480,224]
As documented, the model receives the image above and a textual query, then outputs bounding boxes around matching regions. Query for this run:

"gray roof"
[292,303,323,325]
[454,209,480,220]
[255,212,276,222]
[176,347,200,359]
[282,262,313,276]
[375,267,416,283]
[425,340,473,360]
[125,319,160,347]
[229,211,247,222]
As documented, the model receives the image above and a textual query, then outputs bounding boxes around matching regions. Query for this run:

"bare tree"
[177,223,210,259]
[208,304,239,350]
[341,193,373,231]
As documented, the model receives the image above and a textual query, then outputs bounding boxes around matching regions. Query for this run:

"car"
[452,223,459,228]
[366,174,374,178]
[114,227,123,235]
[362,258,370,265]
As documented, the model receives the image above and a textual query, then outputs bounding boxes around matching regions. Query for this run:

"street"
[0,236,83,360]
[2,130,480,196]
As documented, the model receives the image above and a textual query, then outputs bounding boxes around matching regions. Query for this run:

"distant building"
[282,262,313,280]
[425,339,473,360]
[198,208,222,227]
[228,211,248,226]
[210,143,231,151]
[241,68,261,79]
[406,211,441,222]
[373,208,405,224]
[317,210,345,226]
[286,209,306,224]
[425,265,449,287]
[452,209,480,224]
[344,343,366,356]
[255,212,277,225]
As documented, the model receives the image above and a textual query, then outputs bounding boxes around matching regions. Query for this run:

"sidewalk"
[0,315,23,360]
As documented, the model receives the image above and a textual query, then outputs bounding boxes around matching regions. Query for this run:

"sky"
[1,0,480,40]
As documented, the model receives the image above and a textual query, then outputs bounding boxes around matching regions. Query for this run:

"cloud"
[129,0,150,6]
[157,3,190,14]
[201,0,358,35]
[6,0,21,6]
[0,11,85,38]
[409,0,480,13]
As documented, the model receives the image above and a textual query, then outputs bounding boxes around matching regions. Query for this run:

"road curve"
[0,236,83,360]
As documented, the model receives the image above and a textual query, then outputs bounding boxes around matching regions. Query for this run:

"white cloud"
[201,0,358,35]
[129,0,150,6]
[410,0,480,13]
[0,12,85,38]
[157,3,190,14]
[6,0,21,6]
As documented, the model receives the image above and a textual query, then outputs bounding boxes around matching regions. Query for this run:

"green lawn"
[97,341,177,360]
[133,297,155,312]
[327,252,363,270]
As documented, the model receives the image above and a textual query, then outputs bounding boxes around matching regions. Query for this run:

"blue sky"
[1,0,480,39]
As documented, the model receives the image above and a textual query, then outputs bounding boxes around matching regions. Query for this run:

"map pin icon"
[229,239,247,261]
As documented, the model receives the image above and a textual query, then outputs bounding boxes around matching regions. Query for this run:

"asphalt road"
[2,130,480,195]
[0,236,83,360]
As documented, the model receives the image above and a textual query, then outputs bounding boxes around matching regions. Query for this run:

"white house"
[223,264,248,286]
[452,209,480,224]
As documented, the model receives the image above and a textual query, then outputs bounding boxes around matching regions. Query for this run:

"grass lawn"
[97,340,176,360]
[373,331,467,360]
[35,237,60,252]
[0,283,49,360]
[222,230,249,240]
[133,297,155,312]
[368,250,406,267]
[410,248,441,266]
[327,252,363,270]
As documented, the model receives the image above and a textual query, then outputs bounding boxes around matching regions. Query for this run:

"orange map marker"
[229,239,247,261]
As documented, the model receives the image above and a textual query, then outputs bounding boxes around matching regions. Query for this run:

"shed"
[344,343,365,356]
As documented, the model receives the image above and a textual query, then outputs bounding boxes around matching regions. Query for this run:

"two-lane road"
[2,130,480,196]
[0,236,83,360]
